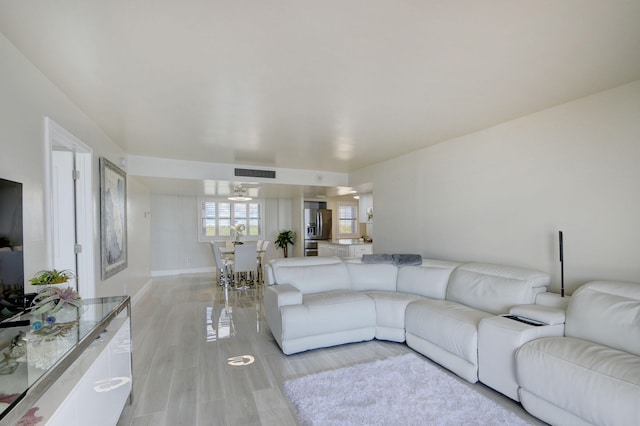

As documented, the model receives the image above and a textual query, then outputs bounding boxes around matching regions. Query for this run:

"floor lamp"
[559,230,564,298]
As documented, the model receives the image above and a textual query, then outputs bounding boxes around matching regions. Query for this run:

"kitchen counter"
[330,239,373,245]
[318,240,373,258]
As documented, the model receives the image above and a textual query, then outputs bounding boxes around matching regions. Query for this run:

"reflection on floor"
[117,273,545,426]
[206,286,236,342]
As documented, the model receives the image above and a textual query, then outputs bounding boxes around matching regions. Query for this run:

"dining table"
[219,243,266,256]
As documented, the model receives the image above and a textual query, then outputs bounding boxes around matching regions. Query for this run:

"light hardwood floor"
[117,273,545,426]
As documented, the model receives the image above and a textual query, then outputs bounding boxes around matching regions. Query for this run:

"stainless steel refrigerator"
[304,208,332,256]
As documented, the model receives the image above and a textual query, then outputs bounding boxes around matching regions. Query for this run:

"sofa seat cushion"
[405,299,493,382]
[364,291,423,342]
[280,290,376,341]
[516,336,640,426]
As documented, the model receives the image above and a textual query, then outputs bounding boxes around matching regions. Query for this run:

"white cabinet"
[318,242,336,257]
[43,317,132,426]
[336,245,350,258]
[0,297,132,426]
[358,194,373,223]
[349,244,373,258]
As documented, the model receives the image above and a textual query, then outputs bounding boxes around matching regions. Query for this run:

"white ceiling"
[2,1,640,195]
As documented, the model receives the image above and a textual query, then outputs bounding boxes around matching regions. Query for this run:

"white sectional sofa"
[264,256,640,425]
[264,256,549,383]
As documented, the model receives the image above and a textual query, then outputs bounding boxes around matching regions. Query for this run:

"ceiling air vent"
[234,168,276,179]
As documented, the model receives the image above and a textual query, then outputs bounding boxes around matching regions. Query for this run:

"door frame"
[44,117,95,298]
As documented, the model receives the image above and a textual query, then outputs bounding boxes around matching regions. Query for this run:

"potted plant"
[29,269,75,286]
[275,230,296,258]
[29,269,82,316]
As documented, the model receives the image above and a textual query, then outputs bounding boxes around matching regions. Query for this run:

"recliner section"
[515,281,640,426]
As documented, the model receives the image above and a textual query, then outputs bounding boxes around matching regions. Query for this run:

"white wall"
[351,81,640,295]
[291,195,304,257]
[0,34,151,299]
[150,194,292,274]
[109,177,151,298]
[150,195,212,274]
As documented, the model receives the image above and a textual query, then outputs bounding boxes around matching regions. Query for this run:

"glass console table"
[0,296,131,425]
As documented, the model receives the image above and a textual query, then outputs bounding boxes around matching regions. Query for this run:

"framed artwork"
[100,158,127,279]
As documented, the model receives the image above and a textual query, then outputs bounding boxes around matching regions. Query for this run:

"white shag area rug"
[283,353,533,426]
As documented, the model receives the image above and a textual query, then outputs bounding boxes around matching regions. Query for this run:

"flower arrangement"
[231,223,246,242]
[231,223,246,235]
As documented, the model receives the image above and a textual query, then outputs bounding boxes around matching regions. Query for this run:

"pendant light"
[228,186,252,201]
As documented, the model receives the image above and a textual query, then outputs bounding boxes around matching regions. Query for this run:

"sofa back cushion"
[346,260,398,292]
[565,281,640,356]
[269,257,351,294]
[396,259,461,299]
[265,256,343,286]
[446,263,550,314]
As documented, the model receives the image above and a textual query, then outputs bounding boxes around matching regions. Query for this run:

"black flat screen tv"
[0,178,25,320]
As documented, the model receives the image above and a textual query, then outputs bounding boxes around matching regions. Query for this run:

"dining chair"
[260,241,276,285]
[257,241,271,284]
[210,242,233,287]
[233,243,257,290]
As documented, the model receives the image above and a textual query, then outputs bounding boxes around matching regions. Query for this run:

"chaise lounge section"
[263,257,377,355]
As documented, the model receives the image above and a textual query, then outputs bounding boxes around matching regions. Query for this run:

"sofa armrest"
[509,304,565,325]
[264,284,303,347]
[535,291,570,309]
[478,315,565,400]
[266,284,303,308]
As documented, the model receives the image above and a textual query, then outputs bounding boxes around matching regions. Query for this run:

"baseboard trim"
[131,278,153,307]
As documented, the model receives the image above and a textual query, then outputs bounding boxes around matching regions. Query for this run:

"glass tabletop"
[0,296,129,420]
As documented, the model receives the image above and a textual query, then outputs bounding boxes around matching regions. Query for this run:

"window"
[337,202,359,238]
[198,198,263,241]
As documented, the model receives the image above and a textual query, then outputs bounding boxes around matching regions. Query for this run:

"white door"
[51,149,77,278]
[45,118,95,298]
